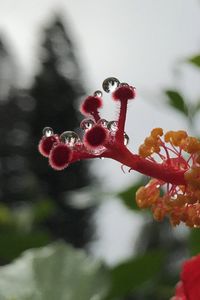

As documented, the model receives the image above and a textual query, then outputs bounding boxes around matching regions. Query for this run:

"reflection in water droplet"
[107,121,118,132]
[80,119,95,131]
[93,90,103,97]
[43,127,54,137]
[60,131,79,146]
[120,82,129,86]
[97,119,108,128]
[102,77,120,93]
[91,146,106,156]
[124,132,129,145]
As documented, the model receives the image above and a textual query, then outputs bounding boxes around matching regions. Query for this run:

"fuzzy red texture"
[49,143,72,170]
[84,125,108,149]
[112,85,136,101]
[38,135,58,157]
[171,255,200,300]
[80,96,103,115]
[171,282,187,300]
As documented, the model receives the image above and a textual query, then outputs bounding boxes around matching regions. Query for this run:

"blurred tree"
[30,17,93,248]
[0,36,16,100]
[0,36,34,204]
[0,17,93,264]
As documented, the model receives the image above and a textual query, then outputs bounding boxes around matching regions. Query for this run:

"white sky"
[0,0,200,264]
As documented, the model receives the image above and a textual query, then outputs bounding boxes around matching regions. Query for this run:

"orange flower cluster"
[136,129,200,227]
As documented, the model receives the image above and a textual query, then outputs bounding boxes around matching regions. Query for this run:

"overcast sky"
[0,0,200,264]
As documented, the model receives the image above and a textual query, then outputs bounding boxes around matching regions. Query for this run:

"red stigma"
[84,125,108,149]
[80,96,103,116]
[112,85,136,101]
[38,135,58,157]
[49,143,72,170]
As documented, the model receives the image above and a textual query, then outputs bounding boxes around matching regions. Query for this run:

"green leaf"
[0,204,12,225]
[188,55,200,68]
[33,199,55,223]
[117,178,146,211]
[189,228,200,256]
[0,230,50,262]
[165,90,188,116]
[0,242,110,300]
[105,251,165,299]
[193,101,200,114]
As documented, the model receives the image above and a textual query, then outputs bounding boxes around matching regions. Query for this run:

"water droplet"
[80,119,95,131]
[43,127,54,137]
[124,132,129,145]
[91,147,106,156]
[93,90,103,97]
[107,121,118,132]
[102,77,120,93]
[60,131,79,147]
[97,119,108,128]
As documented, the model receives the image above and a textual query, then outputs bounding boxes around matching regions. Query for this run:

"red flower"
[39,77,200,227]
[171,255,200,300]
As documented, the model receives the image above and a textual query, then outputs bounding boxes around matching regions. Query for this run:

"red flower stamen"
[84,125,108,149]
[39,77,200,227]
[80,95,103,122]
[38,135,58,157]
[113,85,136,144]
[49,143,72,170]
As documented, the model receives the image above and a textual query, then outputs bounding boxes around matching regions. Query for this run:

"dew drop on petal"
[124,132,129,145]
[60,131,80,147]
[93,90,103,97]
[80,118,95,131]
[43,127,54,137]
[97,119,108,128]
[102,77,120,93]
[107,121,118,132]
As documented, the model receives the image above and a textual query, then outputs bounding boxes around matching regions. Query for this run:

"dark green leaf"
[33,198,55,223]
[189,228,200,255]
[0,242,110,300]
[105,250,165,299]
[165,90,188,116]
[0,229,50,262]
[194,101,200,114]
[117,178,147,211]
[0,204,12,225]
[188,55,200,68]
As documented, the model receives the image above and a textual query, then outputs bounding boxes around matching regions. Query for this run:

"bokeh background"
[0,1,200,299]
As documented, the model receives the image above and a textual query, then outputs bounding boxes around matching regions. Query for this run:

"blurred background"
[0,0,200,299]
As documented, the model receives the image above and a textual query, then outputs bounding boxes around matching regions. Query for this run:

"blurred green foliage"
[117,178,146,211]
[165,90,188,116]
[105,251,165,300]
[188,54,200,68]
